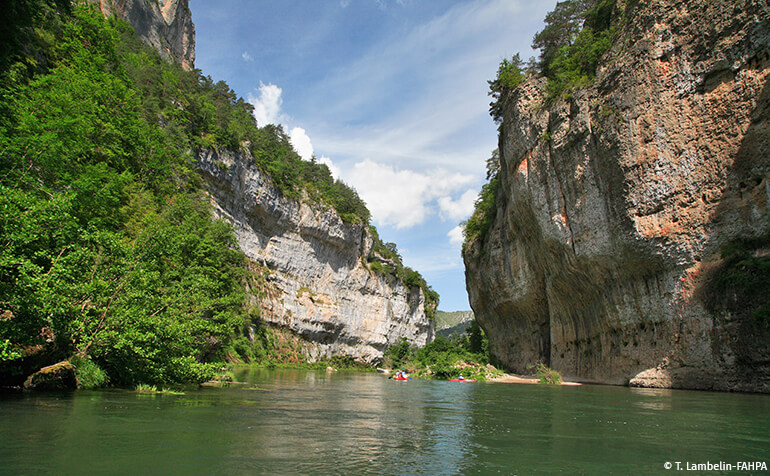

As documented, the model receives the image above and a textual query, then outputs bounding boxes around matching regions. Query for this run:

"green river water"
[1,368,768,475]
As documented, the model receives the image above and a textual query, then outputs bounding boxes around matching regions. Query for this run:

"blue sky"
[189,0,556,311]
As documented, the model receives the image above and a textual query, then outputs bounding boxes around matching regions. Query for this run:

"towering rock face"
[87,0,195,70]
[464,0,770,392]
[88,0,432,361]
[197,148,434,363]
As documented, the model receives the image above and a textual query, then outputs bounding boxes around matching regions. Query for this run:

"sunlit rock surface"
[464,0,770,392]
[88,0,195,70]
[197,148,433,363]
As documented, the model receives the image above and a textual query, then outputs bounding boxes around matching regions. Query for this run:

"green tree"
[488,54,525,124]
[532,0,620,99]
[532,0,593,77]
[0,2,437,387]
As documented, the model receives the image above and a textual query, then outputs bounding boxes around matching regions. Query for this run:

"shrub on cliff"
[251,124,370,224]
[488,54,526,124]
[487,0,620,105]
[463,149,501,248]
[367,226,439,319]
[533,0,620,99]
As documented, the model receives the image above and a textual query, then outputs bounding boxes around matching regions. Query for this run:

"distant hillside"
[435,311,474,338]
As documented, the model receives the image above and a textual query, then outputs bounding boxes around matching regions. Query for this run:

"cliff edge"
[464,0,770,392]
[197,148,434,363]
[86,0,432,361]
[87,0,195,70]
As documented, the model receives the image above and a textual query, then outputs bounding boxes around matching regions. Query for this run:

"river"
[1,368,768,475]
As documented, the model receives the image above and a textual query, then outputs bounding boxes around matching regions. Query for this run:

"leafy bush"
[463,175,500,246]
[463,149,501,249]
[528,361,563,385]
[70,355,108,389]
[383,337,413,368]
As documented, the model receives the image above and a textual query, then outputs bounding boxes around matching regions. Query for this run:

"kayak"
[449,378,476,383]
[392,376,410,381]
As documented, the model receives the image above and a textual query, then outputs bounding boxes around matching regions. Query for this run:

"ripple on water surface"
[1,369,768,474]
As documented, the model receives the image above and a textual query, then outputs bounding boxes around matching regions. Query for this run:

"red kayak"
[392,376,409,381]
[449,378,476,383]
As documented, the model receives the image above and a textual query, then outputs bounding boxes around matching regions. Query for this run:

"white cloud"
[344,159,473,229]
[447,224,465,246]
[247,83,286,127]
[301,0,552,177]
[319,156,341,180]
[242,51,253,62]
[438,189,477,222]
[289,127,314,161]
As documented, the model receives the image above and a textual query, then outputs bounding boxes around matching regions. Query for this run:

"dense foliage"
[0,2,436,387]
[383,321,499,381]
[535,0,619,99]
[0,4,252,386]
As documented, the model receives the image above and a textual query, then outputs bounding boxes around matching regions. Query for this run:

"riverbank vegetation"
[528,362,563,385]
[0,2,436,389]
[223,325,375,372]
[382,321,502,381]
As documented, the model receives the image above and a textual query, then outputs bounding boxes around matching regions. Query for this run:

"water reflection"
[1,372,768,474]
[218,368,477,474]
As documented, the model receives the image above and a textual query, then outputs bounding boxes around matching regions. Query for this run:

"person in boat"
[458,374,464,380]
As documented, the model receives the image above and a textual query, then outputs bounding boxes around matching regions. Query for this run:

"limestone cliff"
[197,148,434,363]
[464,0,770,392]
[87,0,432,362]
[87,0,195,70]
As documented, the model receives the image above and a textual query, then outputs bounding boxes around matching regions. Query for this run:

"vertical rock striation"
[464,0,770,392]
[87,0,195,70]
[197,148,433,363]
